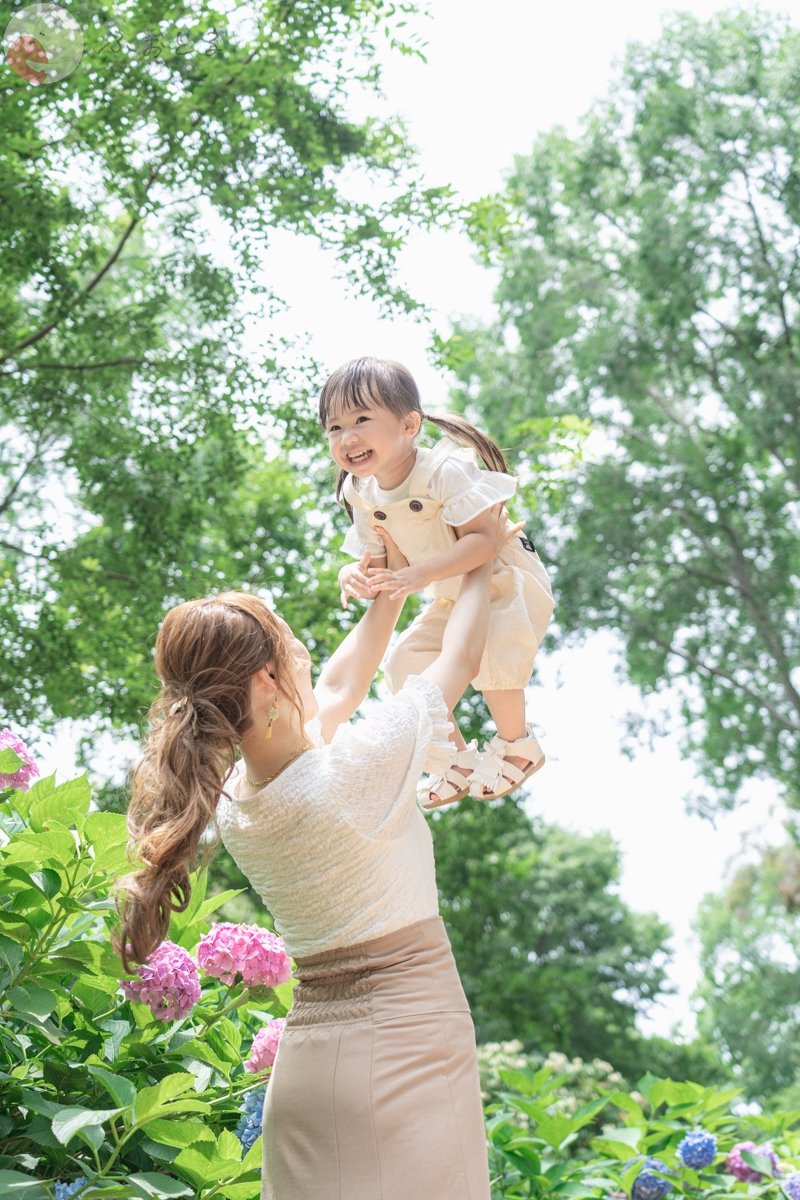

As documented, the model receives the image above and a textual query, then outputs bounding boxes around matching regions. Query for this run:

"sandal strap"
[464,748,510,798]
[487,723,542,764]
[421,741,480,804]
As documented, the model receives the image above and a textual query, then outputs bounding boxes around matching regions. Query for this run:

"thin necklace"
[243,743,311,788]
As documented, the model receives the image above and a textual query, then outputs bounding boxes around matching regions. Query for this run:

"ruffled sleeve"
[321,675,454,837]
[428,454,516,527]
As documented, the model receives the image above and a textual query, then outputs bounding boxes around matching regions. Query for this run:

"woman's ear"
[253,663,276,691]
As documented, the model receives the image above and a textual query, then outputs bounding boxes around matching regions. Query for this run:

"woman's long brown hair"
[318,356,509,521]
[111,591,301,976]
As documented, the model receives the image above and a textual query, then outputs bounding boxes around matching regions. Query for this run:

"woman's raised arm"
[313,532,407,740]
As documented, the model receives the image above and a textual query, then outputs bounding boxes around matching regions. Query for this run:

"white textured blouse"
[214,675,455,958]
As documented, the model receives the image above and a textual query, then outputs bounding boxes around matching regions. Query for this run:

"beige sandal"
[469,724,545,801]
[420,741,483,810]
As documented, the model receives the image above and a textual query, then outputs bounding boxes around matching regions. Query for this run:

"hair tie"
[169,697,188,716]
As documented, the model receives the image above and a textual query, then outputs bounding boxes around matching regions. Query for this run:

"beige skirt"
[261,915,491,1200]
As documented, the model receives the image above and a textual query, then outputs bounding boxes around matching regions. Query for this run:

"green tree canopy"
[429,798,675,1079]
[1,0,447,755]
[695,839,800,1104]
[447,6,800,813]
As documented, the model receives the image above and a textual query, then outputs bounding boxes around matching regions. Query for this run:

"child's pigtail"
[421,412,509,475]
[334,467,355,523]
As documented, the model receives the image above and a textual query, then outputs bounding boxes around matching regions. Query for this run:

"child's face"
[324,398,418,480]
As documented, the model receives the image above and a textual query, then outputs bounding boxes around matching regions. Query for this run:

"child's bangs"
[319,373,389,427]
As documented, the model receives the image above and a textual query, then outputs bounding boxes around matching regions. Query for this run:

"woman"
[113,507,517,1199]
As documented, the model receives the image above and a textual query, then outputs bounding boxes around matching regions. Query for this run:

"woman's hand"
[367,525,424,601]
[371,524,409,573]
[338,553,378,608]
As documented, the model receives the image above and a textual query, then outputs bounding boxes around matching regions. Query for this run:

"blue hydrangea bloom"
[55,1180,89,1200]
[677,1130,717,1170]
[783,1171,800,1200]
[236,1086,267,1153]
[630,1157,674,1200]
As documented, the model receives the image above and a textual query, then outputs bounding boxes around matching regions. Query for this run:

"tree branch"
[10,357,148,373]
[631,622,800,734]
[716,514,800,719]
[0,430,53,519]
[736,157,796,357]
[0,210,144,365]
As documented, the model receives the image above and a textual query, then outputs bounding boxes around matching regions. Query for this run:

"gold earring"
[265,700,280,739]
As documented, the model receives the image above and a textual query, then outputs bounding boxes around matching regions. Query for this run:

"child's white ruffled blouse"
[214,675,455,957]
[343,441,516,562]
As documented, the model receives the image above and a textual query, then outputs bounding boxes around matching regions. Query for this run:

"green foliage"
[452,6,800,812]
[695,841,800,1105]
[429,798,679,1079]
[0,772,292,1197]
[485,1066,800,1198]
[0,0,450,759]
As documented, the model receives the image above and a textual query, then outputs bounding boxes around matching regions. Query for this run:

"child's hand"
[366,562,429,601]
[338,551,376,608]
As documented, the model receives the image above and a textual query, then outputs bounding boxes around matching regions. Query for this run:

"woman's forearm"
[316,589,405,708]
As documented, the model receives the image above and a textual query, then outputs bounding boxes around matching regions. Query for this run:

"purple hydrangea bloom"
[678,1130,717,1170]
[119,939,201,1020]
[783,1170,800,1200]
[236,1085,267,1153]
[629,1157,674,1200]
[726,1141,781,1182]
[0,728,39,791]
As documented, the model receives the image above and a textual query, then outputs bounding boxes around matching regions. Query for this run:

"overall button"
[409,499,423,512]
[373,510,387,521]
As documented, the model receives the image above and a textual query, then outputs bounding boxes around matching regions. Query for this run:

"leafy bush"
[5,753,800,1200]
[0,757,292,1199]
[486,1063,800,1199]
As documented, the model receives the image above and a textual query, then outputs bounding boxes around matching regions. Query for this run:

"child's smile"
[325,401,419,489]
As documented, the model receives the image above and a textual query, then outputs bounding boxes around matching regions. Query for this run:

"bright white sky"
[37,0,796,1043]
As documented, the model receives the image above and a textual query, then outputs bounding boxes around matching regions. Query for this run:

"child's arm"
[367,509,513,601]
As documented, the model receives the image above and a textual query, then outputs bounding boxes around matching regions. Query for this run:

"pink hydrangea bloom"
[245,1018,287,1072]
[726,1141,781,1182]
[197,922,292,988]
[0,729,39,792]
[119,940,201,1021]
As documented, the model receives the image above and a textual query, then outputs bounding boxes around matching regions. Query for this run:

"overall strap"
[408,436,470,497]
[342,473,373,512]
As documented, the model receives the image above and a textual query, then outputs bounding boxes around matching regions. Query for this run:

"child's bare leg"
[483,689,534,782]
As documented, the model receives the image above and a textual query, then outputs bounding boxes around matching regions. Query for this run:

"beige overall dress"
[343,437,555,693]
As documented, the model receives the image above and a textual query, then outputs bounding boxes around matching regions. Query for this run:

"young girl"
[319,355,555,809]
